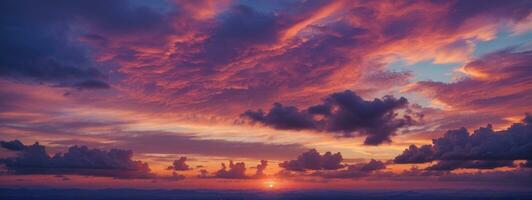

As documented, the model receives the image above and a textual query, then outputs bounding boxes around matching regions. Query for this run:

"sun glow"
[263,180,276,189]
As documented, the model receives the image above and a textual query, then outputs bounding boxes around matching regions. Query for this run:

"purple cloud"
[0,140,26,151]
[426,160,515,171]
[279,149,344,171]
[214,161,247,179]
[312,159,386,179]
[255,160,268,177]
[394,114,532,170]
[167,157,191,171]
[243,90,415,145]
[208,160,270,179]
[0,140,153,179]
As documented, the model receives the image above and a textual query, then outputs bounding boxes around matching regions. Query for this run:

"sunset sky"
[0,0,531,193]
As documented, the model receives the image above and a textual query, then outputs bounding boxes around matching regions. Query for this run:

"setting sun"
[264,180,276,189]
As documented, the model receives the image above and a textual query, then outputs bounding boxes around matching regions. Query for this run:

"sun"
[263,180,276,189]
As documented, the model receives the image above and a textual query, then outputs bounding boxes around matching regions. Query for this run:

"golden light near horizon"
[263,180,276,189]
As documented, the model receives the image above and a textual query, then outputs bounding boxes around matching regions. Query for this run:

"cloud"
[254,160,268,177]
[0,1,121,88]
[242,103,316,130]
[198,169,209,178]
[521,160,532,168]
[167,157,190,171]
[203,4,280,63]
[71,80,111,90]
[426,160,515,171]
[358,159,387,171]
[0,140,26,151]
[407,49,532,120]
[312,159,386,179]
[199,160,269,179]
[10,0,521,118]
[0,140,153,178]
[214,161,247,179]
[399,166,449,177]
[394,114,532,170]
[0,0,174,88]
[444,0,531,28]
[243,90,415,145]
[393,145,434,164]
[279,149,344,171]
[2,0,528,118]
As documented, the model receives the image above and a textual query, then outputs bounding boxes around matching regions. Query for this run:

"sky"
[0,0,531,193]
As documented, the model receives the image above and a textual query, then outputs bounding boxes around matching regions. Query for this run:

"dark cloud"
[0,0,172,87]
[198,169,209,178]
[0,140,153,178]
[0,1,99,86]
[255,160,268,177]
[0,140,26,151]
[179,4,281,70]
[393,145,434,164]
[394,114,532,170]
[242,103,316,130]
[199,160,269,179]
[426,160,515,171]
[279,149,344,171]
[382,12,422,40]
[71,79,111,90]
[167,157,190,171]
[359,159,387,171]
[445,0,531,29]
[243,90,414,145]
[0,0,171,35]
[399,166,449,177]
[214,161,247,179]
[213,5,279,46]
[312,159,386,179]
